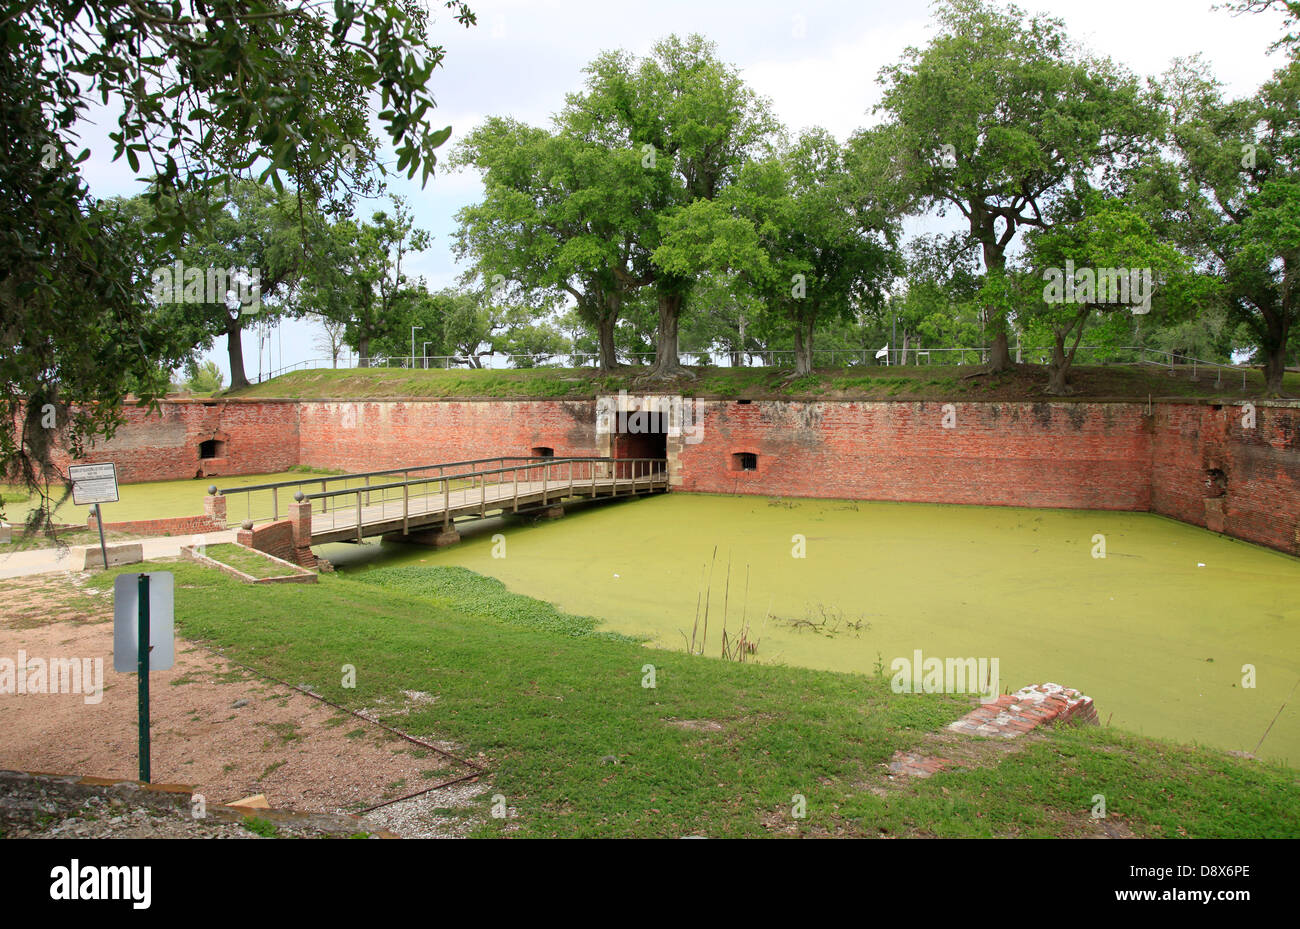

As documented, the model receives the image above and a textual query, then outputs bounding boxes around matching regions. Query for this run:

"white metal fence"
[246,345,1250,386]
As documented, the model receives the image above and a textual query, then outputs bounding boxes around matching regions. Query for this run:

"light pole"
[410,326,422,369]
[422,341,433,370]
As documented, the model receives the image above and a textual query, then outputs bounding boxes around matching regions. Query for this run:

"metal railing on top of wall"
[245,346,1253,384]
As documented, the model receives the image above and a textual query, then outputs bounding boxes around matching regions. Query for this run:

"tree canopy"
[2,0,476,519]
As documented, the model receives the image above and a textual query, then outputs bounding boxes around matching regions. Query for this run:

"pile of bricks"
[945,683,1099,738]
[886,683,1098,780]
[887,752,950,777]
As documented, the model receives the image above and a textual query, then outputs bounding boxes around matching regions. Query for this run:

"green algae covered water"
[1,470,330,526]
[327,492,1300,767]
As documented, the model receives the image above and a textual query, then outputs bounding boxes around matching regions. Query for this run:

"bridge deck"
[307,472,668,544]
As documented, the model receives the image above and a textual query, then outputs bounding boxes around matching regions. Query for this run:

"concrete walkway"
[0,530,237,580]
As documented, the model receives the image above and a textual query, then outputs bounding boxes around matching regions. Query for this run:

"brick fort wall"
[50,399,299,484]
[52,396,1300,556]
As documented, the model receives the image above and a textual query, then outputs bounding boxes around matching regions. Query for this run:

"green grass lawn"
[75,560,1300,838]
[225,363,1300,403]
[201,543,301,579]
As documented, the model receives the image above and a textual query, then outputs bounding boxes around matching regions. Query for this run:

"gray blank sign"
[113,572,175,672]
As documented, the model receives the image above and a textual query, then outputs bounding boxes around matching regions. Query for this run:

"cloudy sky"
[82,0,1293,381]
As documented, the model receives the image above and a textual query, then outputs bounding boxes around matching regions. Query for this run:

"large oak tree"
[565,34,779,377]
[865,0,1157,371]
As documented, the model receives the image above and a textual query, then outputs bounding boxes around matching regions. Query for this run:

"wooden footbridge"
[211,456,669,546]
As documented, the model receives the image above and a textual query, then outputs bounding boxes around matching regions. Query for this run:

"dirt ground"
[0,573,466,817]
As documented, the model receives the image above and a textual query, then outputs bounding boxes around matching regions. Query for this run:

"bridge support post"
[288,499,318,568]
[204,493,227,525]
[539,505,564,520]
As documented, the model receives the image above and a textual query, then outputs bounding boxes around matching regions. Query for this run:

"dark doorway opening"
[531,446,554,458]
[613,414,667,478]
[199,439,226,460]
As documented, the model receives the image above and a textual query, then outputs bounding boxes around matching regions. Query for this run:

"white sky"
[77,0,1292,381]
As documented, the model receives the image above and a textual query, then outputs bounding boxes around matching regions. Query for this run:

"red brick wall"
[54,399,299,483]
[235,519,297,565]
[51,396,1300,556]
[87,514,224,536]
[295,399,597,472]
[1151,402,1300,555]
[676,400,1155,511]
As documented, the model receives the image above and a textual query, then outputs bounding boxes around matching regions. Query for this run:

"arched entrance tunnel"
[611,411,667,475]
[596,393,676,480]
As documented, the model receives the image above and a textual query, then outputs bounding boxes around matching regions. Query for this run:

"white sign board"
[113,572,175,672]
[69,463,119,506]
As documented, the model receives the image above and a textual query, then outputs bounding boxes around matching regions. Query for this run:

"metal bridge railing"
[300,456,668,542]
[213,456,668,532]
[212,457,540,528]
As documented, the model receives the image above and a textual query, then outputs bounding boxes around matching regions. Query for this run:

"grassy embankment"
[52,559,1300,838]
[226,363,1300,403]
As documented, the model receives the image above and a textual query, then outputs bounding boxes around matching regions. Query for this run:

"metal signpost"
[113,572,174,783]
[68,462,118,570]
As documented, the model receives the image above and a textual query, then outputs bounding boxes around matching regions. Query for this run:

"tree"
[148,180,311,388]
[866,0,1158,372]
[566,34,779,377]
[679,271,768,365]
[657,129,899,376]
[314,317,349,367]
[2,0,475,514]
[887,235,985,363]
[1021,192,1191,393]
[184,360,225,395]
[0,183,192,524]
[1162,58,1300,395]
[450,118,652,371]
[304,198,430,367]
[437,289,497,367]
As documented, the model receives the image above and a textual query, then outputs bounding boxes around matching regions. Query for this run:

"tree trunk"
[358,334,370,369]
[793,315,814,376]
[988,330,1012,370]
[597,318,618,372]
[649,291,685,377]
[1261,291,1291,396]
[980,240,1014,372]
[1046,331,1071,395]
[226,316,249,389]
[1046,311,1088,395]
[1263,342,1286,396]
[597,292,620,372]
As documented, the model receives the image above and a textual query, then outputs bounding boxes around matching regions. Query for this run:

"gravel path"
[0,575,469,819]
